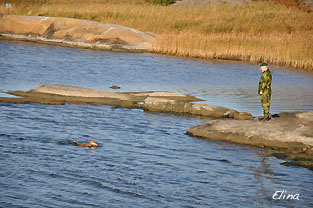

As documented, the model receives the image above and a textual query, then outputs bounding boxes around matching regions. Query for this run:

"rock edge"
[0,15,157,52]
[1,84,253,120]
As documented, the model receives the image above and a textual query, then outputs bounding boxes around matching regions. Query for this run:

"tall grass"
[1,0,312,70]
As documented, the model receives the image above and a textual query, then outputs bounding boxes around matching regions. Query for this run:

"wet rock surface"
[0,84,200,108]
[187,111,313,147]
[0,84,251,119]
[0,15,157,52]
[186,111,313,170]
[143,97,253,120]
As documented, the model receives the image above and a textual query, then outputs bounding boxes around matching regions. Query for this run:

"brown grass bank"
[1,0,312,70]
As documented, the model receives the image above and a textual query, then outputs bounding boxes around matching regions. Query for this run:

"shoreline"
[1,84,312,171]
[149,48,313,74]
[1,7,312,70]
[2,36,312,75]
[0,14,156,52]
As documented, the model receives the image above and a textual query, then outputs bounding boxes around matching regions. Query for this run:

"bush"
[150,0,175,6]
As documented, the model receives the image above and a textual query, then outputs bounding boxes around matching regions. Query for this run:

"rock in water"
[143,97,253,119]
[110,85,121,89]
[2,84,253,119]
[186,111,313,148]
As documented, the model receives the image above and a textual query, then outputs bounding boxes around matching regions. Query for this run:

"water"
[1,40,312,116]
[0,40,313,207]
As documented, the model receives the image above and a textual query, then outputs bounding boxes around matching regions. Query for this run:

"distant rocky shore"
[0,14,157,52]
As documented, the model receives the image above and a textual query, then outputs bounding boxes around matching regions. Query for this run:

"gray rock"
[2,84,252,120]
[0,15,157,52]
[143,97,253,119]
[186,111,313,148]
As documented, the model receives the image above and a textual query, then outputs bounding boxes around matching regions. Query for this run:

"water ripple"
[1,40,313,207]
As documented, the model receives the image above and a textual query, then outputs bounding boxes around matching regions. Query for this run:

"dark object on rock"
[272,114,280,118]
[110,85,121,89]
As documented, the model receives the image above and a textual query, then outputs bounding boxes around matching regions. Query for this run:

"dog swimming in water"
[75,141,98,147]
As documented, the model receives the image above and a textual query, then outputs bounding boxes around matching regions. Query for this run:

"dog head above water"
[89,141,98,146]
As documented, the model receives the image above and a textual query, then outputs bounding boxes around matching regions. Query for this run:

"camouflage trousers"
[260,94,271,118]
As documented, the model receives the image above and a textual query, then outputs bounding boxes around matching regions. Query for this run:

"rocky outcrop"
[31,84,201,102]
[1,84,201,106]
[0,84,252,120]
[187,111,313,148]
[0,15,157,52]
[32,84,136,100]
[143,97,253,120]
[186,111,313,170]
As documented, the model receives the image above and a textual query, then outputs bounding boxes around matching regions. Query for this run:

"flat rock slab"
[33,84,134,100]
[0,14,157,52]
[31,84,201,102]
[2,84,202,107]
[143,97,253,120]
[187,111,313,148]
[1,84,253,119]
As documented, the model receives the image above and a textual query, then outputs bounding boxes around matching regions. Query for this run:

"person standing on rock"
[258,63,272,120]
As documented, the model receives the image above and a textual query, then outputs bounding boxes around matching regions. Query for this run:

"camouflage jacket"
[258,69,272,95]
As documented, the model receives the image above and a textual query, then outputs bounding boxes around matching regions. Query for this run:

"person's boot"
[263,113,271,121]
[259,114,271,121]
[264,117,271,121]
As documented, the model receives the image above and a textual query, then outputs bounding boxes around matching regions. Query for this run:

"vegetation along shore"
[1,0,312,70]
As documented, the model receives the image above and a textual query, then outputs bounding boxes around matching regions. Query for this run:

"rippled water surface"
[1,40,313,207]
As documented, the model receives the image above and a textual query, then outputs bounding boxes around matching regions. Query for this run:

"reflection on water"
[0,40,313,207]
[0,92,21,98]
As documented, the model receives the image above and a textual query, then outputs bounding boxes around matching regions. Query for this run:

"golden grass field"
[1,0,313,70]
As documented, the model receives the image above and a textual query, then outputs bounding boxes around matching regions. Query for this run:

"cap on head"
[260,62,268,67]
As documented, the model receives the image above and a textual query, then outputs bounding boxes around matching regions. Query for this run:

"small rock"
[234,112,254,120]
[110,85,121,89]
[111,104,121,109]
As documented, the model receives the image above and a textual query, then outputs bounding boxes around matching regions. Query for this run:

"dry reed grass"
[1,0,312,70]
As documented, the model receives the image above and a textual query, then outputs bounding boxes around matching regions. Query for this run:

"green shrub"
[150,0,175,6]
